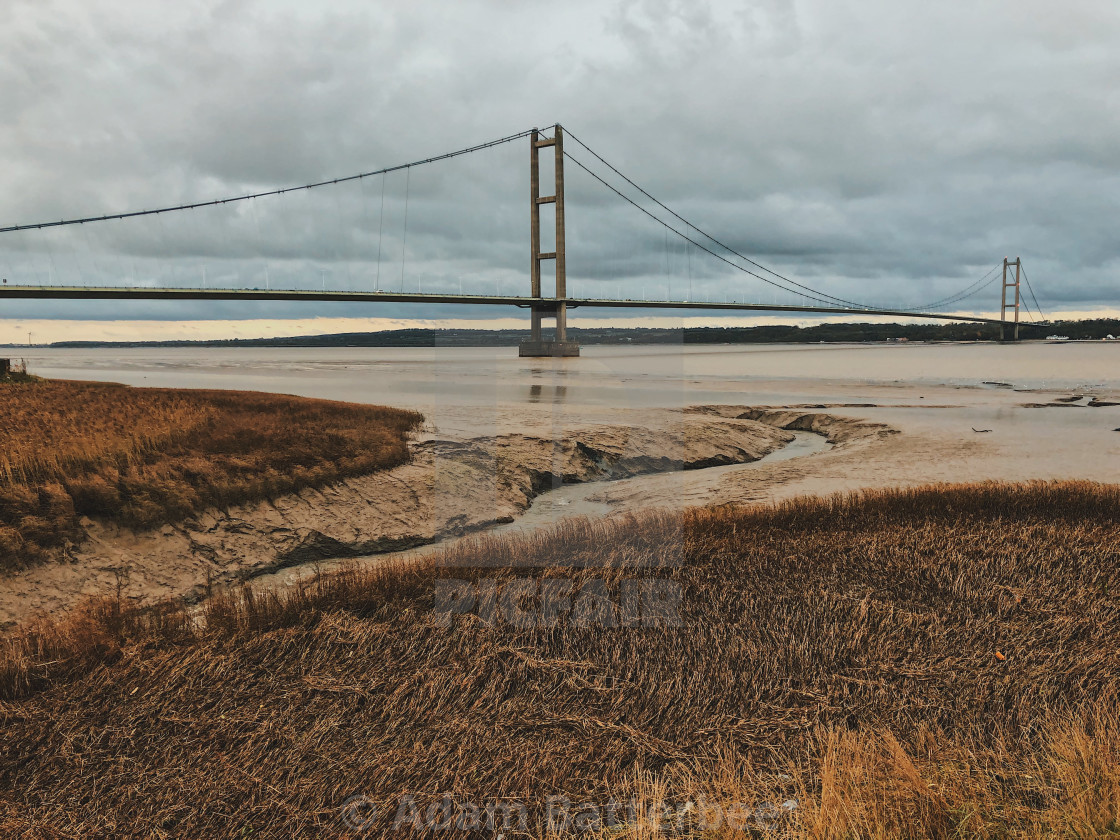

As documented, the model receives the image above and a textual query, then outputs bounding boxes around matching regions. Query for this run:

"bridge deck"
[0,286,1005,325]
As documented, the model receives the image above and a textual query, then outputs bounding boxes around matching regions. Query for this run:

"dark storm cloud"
[2,0,1119,324]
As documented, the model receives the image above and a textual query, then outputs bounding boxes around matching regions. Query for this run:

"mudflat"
[4,342,1120,626]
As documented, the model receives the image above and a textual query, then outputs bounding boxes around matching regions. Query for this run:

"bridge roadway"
[0,285,1004,325]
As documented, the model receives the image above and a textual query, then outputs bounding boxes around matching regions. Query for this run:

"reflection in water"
[527,384,568,404]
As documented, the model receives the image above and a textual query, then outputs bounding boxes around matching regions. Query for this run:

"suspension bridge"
[0,124,1045,355]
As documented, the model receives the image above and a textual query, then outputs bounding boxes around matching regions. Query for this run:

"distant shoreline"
[4,317,1119,349]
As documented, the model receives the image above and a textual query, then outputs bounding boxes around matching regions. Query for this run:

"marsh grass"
[0,379,422,569]
[1,482,1119,837]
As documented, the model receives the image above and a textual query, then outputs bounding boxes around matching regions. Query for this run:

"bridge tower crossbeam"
[519,125,580,357]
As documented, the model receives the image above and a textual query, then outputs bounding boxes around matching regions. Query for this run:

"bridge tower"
[519,125,580,357]
[1000,256,1021,341]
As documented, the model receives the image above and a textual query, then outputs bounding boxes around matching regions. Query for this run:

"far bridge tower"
[1000,256,1021,342]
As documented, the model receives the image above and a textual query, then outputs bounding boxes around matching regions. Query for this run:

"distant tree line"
[33,318,1120,349]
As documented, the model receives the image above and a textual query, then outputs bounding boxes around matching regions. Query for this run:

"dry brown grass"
[0,482,1118,837]
[0,379,422,570]
[588,713,1120,839]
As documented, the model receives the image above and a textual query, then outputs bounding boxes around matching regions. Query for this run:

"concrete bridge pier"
[519,300,579,357]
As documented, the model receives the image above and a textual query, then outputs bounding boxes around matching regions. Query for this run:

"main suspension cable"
[911,263,1003,311]
[560,145,853,309]
[1019,264,1046,321]
[0,128,536,234]
[562,127,871,309]
[564,126,1032,317]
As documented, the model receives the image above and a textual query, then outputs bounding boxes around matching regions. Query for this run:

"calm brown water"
[21,342,1120,486]
[20,341,1120,436]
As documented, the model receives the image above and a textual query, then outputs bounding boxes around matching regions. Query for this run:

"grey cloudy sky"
[2,0,1119,338]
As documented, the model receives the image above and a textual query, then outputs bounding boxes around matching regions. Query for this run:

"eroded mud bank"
[0,407,878,627]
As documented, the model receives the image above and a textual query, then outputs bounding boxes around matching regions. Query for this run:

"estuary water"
[19,339,1120,491]
[19,340,1120,433]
